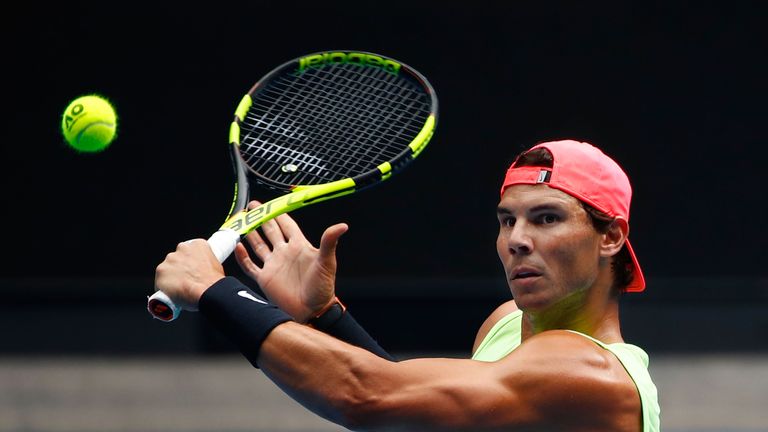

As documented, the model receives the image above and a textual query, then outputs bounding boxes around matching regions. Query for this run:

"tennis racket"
[148,50,438,321]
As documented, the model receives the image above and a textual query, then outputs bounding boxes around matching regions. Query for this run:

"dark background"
[1,2,766,355]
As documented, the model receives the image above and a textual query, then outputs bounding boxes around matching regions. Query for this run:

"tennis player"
[155,139,661,431]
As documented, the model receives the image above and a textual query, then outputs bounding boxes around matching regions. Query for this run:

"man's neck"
[521,288,624,344]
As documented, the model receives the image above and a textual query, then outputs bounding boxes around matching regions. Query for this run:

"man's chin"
[511,292,554,313]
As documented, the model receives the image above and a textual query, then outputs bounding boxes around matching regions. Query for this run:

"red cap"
[501,140,645,292]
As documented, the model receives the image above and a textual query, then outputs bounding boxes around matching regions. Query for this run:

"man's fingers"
[275,213,304,241]
[318,223,349,263]
[244,200,277,259]
[261,217,287,246]
[234,242,262,278]
[244,228,272,261]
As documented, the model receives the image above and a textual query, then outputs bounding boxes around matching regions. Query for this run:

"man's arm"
[155,236,641,431]
[257,323,642,431]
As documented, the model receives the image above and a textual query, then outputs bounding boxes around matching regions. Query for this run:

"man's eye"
[540,214,559,224]
[501,217,515,227]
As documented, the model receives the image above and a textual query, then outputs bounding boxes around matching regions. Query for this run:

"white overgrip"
[207,229,240,263]
[148,229,241,322]
[147,290,179,322]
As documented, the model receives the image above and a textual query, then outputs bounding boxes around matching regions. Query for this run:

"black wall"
[2,2,766,354]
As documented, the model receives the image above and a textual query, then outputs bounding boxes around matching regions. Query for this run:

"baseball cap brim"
[623,239,645,292]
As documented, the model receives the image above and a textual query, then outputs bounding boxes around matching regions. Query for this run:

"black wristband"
[199,277,293,368]
[307,297,346,329]
[314,306,394,361]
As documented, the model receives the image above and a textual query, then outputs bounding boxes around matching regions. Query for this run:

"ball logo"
[63,103,84,132]
[298,52,401,75]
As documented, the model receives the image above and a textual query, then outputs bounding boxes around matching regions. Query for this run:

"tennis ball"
[61,95,118,153]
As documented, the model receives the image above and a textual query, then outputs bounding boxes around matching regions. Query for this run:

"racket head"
[150,51,437,323]
[230,50,438,196]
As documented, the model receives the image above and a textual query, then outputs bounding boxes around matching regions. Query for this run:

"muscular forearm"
[199,278,516,431]
[258,324,514,431]
[198,278,396,427]
[258,323,396,428]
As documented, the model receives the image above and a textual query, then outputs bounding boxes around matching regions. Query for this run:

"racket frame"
[148,50,437,322]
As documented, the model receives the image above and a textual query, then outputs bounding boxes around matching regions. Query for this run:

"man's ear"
[600,217,629,258]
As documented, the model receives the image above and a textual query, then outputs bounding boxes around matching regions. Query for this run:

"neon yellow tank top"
[472,310,661,432]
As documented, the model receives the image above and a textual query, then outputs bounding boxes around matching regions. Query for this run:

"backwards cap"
[500,140,645,292]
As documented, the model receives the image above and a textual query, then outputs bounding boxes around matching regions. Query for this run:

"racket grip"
[207,229,240,263]
[147,290,180,322]
[148,230,241,322]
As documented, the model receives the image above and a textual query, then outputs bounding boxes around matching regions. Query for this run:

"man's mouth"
[512,267,542,280]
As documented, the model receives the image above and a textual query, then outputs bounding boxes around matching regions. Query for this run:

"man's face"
[496,184,603,313]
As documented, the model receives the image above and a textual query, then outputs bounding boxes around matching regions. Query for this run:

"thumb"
[318,223,349,264]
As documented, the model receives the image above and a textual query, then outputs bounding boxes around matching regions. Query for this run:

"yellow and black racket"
[148,50,438,321]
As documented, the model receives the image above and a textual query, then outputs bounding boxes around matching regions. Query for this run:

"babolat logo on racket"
[223,191,311,232]
[298,52,401,75]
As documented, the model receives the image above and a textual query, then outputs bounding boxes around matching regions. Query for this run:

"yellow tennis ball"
[61,95,118,153]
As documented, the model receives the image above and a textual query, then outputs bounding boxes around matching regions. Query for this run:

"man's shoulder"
[494,330,641,427]
[506,329,634,381]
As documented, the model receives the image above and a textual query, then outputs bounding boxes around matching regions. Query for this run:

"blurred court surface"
[1,354,767,432]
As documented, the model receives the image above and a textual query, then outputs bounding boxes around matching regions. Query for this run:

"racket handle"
[148,230,241,322]
[207,229,240,263]
[147,290,179,322]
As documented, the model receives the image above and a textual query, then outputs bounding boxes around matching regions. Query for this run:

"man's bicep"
[359,356,544,430]
[373,338,632,431]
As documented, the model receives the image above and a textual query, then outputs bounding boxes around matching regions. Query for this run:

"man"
[155,139,660,431]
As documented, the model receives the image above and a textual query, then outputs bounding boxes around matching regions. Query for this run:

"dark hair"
[511,147,633,292]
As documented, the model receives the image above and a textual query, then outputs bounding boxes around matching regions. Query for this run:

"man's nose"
[506,224,533,255]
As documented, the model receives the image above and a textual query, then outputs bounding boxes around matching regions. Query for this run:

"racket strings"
[296,68,413,176]
[239,62,431,187]
[327,67,426,161]
[252,67,424,174]
[260,67,425,133]
[255,68,422,160]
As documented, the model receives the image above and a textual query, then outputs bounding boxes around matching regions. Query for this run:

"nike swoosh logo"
[237,290,268,304]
